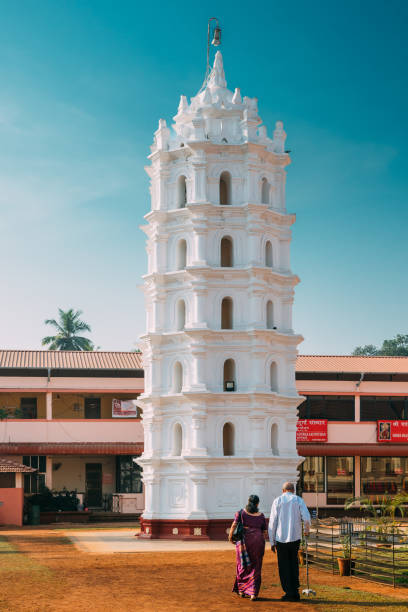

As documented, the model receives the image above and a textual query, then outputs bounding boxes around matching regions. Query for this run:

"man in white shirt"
[268,482,311,601]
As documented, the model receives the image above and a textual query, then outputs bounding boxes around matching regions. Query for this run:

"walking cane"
[301,536,316,597]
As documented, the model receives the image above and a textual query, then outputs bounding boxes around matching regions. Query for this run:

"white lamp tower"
[138,22,303,538]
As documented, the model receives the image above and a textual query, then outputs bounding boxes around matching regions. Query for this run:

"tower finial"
[208,51,227,89]
[199,17,222,92]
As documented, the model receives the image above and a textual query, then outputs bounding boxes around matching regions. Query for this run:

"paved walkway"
[66,529,232,554]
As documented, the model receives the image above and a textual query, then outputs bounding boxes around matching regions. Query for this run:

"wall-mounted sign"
[112,399,138,418]
[377,420,408,443]
[296,419,328,443]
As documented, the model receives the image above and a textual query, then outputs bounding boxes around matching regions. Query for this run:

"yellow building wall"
[52,393,140,419]
[0,392,46,418]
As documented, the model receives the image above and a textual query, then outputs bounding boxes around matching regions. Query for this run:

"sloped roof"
[0,350,142,370]
[296,355,408,373]
[0,458,36,473]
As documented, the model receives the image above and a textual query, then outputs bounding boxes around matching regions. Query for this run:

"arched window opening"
[176,299,186,331]
[221,297,233,329]
[172,423,183,456]
[219,171,231,205]
[176,239,187,270]
[271,423,279,456]
[173,361,183,393]
[177,175,187,208]
[265,241,273,268]
[223,422,235,456]
[223,358,236,392]
[261,178,270,205]
[266,300,275,330]
[220,236,233,267]
[270,362,278,392]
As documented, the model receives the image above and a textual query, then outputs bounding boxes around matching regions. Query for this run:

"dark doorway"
[84,397,101,419]
[85,463,102,507]
[20,397,37,419]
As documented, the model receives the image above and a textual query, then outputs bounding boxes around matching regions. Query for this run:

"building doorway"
[85,463,102,507]
[84,397,101,419]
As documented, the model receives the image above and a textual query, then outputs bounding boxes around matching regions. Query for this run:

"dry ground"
[1,528,407,612]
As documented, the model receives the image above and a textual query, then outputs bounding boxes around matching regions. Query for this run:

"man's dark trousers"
[276,539,300,597]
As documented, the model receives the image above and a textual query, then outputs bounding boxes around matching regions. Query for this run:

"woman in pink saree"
[228,494,268,601]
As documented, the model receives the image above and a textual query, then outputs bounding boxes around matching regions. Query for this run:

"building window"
[173,361,183,393]
[223,422,235,456]
[266,300,274,329]
[23,455,46,494]
[172,423,183,456]
[219,171,231,205]
[298,396,355,421]
[221,297,233,329]
[261,178,270,205]
[223,358,236,392]
[20,397,37,419]
[265,241,273,267]
[326,457,354,505]
[299,457,325,493]
[271,423,279,456]
[177,175,187,208]
[115,456,143,493]
[176,299,186,331]
[176,239,187,270]
[220,236,233,267]
[360,396,408,421]
[0,473,15,488]
[361,456,408,495]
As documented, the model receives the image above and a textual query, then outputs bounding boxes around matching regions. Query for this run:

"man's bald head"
[282,482,295,493]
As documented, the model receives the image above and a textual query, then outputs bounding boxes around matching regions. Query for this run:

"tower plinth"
[138,50,303,539]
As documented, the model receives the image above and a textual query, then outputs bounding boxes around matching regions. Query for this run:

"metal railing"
[307,519,408,587]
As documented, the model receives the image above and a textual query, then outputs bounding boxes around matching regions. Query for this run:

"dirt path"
[1,529,407,612]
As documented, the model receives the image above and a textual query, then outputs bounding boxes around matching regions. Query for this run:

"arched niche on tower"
[173,361,183,393]
[176,299,186,331]
[270,361,278,392]
[271,423,279,456]
[172,423,183,456]
[177,175,187,208]
[223,422,235,456]
[221,297,233,329]
[176,239,187,270]
[219,171,231,205]
[265,240,273,268]
[266,300,275,330]
[220,236,233,267]
[223,358,236,392]
[261,177,270,205]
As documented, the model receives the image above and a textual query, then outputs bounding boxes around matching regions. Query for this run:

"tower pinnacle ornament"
[138,46,303,539]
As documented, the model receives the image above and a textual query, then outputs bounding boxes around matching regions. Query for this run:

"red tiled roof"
[0,350,142,370]
[296,355,408,373]
[0,443,144,456]
[0,457,36,472]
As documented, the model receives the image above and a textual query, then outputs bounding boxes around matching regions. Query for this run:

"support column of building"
[355,395,360,422]
[354,455,361,500]
[46,391,52,420]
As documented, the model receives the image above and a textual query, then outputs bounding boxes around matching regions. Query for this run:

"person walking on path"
[229,494,268,601]
[268,482,311,602]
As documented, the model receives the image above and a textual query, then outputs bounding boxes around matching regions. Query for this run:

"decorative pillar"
[46,392,52,420]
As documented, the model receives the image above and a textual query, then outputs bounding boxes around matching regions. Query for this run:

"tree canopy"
[42,308,94,351]
[352,334,408,357]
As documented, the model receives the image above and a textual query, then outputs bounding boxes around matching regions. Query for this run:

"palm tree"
[42,308,95,351]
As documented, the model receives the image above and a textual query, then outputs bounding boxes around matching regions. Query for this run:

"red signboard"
[377,420,408,443]
[296,419,328,443]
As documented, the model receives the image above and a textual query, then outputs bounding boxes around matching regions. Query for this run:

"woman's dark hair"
[246,494,259,513]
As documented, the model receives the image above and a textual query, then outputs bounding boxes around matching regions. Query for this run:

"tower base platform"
[139,517,233,540]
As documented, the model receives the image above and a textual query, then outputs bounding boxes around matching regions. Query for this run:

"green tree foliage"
[352,334,408,357]
[41,308,94,351]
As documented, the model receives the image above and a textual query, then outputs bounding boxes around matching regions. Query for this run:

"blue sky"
[1,0,407,354]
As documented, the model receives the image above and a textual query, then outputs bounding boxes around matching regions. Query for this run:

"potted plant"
[337,534,352,576]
